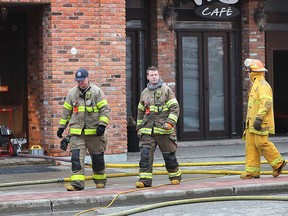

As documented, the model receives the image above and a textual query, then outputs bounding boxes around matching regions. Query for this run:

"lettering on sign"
[195,4,240,19]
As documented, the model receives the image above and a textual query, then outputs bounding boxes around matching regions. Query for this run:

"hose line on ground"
[18,153,270,167]
[104,195,288,216]
[1,170,287,188]
[75,175,223,216]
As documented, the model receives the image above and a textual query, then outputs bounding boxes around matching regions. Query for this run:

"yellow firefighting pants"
[244,132,284,175]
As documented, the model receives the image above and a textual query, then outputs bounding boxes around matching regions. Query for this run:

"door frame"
[266,31,288,134]
[177,31,230,140]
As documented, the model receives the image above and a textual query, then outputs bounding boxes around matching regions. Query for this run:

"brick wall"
[241,0,266,122]
[3,0,266,154]
[152,0,177,92]
[27,9,43,149]
[22,0,127,156]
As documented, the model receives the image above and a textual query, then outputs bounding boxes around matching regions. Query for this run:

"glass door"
[178,32,229,140]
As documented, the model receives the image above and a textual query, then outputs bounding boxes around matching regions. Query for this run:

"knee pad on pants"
[71,149,81,171]
[139,147,150,168]
[91,152,105,172]
[162,152,178,169]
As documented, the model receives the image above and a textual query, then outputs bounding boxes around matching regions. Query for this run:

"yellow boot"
[171,179,180,185]
[65,184,83,191]
[240,173,260,179]
[136,181,152,188]
[273,160,286,178]
[135,181,145,188]
[96,183,105,189]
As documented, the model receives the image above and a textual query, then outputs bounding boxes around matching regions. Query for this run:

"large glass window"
[183,37,199,132]
[208,36,225,131]
[179,32,229,140]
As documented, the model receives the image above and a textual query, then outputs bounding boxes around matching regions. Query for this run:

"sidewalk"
[0,137,288,215]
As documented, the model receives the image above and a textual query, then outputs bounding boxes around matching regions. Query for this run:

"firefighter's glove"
[137,129,141,137]
[162,122,173,130]
[60,136,70,151]
[253,117,263,131]
[57,128,64,138]
[96,125,106,136]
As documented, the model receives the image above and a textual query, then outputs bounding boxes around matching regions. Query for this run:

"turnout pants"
[69,134,107,189]
[138,134,182,186]
[244,132,284,175]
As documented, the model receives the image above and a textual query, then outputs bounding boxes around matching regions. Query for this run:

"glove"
[162,122,173,130]
[137,129,141,137]
[57,128,64,138]
[96,125,106,136]
[253,117,263,131]
[60,136,70,151]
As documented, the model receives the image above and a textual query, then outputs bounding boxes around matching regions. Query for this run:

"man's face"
[77,77,89,89]
[147,70,159,85]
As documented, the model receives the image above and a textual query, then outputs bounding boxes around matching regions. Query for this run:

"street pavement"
[1,136,288,215]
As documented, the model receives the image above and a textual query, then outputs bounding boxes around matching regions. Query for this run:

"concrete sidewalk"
[0,137,288,215]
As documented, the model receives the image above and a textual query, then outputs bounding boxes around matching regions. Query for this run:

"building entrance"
[177,31,231,140]
[266,32,288,135]
[0,12,27,138]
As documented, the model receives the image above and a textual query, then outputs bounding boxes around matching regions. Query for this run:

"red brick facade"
[22,0,127,156]
[1,0,268,156]
[241,0,266,121]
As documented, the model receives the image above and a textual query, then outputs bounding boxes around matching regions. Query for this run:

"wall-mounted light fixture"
[163,0,177,32]
[254,1,267,33]
[1,7,8,22]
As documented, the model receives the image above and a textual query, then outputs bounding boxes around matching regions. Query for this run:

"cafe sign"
[195,1,240,19]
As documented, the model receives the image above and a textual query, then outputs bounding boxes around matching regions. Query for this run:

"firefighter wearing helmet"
[241,58,286,179]
[57,68,110,191]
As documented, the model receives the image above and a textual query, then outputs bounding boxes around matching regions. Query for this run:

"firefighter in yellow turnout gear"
[136,66,182,188]
[57,68,110,191]
[241,59,286,179]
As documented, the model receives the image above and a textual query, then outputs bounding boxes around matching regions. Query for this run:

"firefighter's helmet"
[244,58,267,72]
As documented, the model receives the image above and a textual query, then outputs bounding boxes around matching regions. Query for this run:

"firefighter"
[57,68,110,191]
[136,66,182,188]
[241,58,286,179]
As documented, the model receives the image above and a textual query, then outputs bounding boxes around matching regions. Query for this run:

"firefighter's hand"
[57,128,64,138]
[60,138,69,151]
[96,125,106,136]
[253,117,263,131]
[162,122,173,130]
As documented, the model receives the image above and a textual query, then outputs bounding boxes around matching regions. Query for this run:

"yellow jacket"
[246,75,274,135]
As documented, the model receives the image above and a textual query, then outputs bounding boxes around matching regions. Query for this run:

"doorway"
[177,32,230,140]
[266,31,288,135]
[272,51,288,134]
[0,12,27,138]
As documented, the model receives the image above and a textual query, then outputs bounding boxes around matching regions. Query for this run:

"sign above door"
[195,3,240,19]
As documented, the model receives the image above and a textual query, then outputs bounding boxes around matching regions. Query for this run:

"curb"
[2,181,288,215]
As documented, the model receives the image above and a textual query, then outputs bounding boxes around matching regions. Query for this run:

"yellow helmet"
[244,58,267,72]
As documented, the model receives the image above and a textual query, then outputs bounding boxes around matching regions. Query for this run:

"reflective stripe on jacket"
[136,83,179,135]
[246,76,274,135]
[59,84,110,135]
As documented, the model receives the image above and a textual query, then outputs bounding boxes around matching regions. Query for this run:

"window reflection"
[183,37,200,132]
[208,36,225,131]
